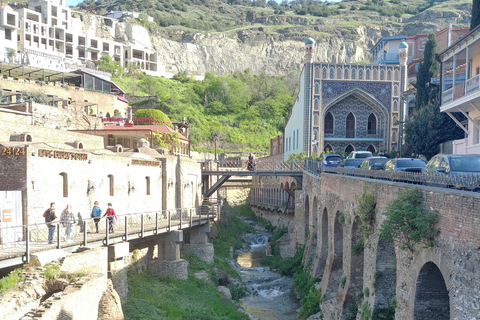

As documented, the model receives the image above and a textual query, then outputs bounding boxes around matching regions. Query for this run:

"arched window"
[387,69,392,80]
[394,84,399,96]
[345,144,354,154]
[344,68,349,79]
[315,82,320,94]
[373,68,378,80]
[359,68,363,80]
[346,113,355,138]
[314,99,319,110]
[293,131,296,150]
[59,172,68,198]
[146,176,150,196]
[394,69,399,81]
[380,69,385,80]
[315,67,321,78]
[366,69,371,80]
[368,113,377,134]
[322,68,327,79]
[392,131,397,142]
[108,174,114,196]
[324,112,334,134]
[314,113,319,126]
[330,67,334,79]
[367,144,376,153]
[337,68,342,79]
[351,68,356,79]
[393,100,398,111]
[324,144,333,153]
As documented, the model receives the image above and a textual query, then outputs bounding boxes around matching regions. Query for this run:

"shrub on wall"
[380,186,440,252]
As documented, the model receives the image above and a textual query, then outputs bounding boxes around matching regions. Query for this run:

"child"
[103,203,117,233]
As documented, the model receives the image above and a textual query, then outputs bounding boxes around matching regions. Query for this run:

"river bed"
[235,231,300,320]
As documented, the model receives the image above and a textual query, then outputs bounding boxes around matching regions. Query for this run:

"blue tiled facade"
[320,81,392,108]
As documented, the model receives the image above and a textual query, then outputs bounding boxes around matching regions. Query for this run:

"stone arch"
[325,211,344,302]
[343,216,364,319]
[345,144,354,154]
[314,208,329,277]
[324,144,333,153]
[414,262,450,319]
[373,239,397,315]
[394,69,399,81]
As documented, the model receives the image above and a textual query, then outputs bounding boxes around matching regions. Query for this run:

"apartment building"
[0,0,160,77]
[438,25,480,155]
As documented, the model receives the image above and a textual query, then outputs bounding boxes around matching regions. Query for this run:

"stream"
[234,229,300,320]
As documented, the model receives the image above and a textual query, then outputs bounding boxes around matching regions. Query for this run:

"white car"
[347,151,373,159]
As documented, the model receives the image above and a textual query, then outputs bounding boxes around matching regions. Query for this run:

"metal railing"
[203,160,304,172]
[304,159,480,191]
[0,204,220,263]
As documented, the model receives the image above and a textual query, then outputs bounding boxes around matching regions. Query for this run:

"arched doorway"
[373,239,397,317]
[367,144,376,153]
[414,262,450,319]
[346,113,355,138]
[345,144,354,155]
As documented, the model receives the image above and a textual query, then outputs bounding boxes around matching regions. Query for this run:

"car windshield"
[449,156,480,172]
[345,159,363,166]
[396,159,425,168]
[326,156,342,162]
[369,158,388,166]
[355,153,372,158]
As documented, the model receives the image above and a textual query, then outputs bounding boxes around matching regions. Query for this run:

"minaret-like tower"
[304,37,315,156]
[398,40,408,155]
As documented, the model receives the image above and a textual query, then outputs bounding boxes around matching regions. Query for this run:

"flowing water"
[235,232,300,320]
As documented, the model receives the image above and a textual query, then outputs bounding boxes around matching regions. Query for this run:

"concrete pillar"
[182,224,214,263]
[149,231,188,279]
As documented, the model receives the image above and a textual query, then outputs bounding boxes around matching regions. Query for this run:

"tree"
[471,0,480,30]
[404,103,463,160]
[380,187,440,252]
[414,33,439,110]
[134,109,172,126]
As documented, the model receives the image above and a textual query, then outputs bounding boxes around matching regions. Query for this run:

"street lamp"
[213,133,218,161]
[394,120,405,157]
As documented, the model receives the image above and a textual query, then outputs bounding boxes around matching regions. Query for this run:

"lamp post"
[394,120,405,157]
[213,133,218,161]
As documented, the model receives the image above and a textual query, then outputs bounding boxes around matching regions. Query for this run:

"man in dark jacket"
[43,202,56,244]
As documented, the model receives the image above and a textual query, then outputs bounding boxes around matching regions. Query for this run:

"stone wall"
[251,171,480,319]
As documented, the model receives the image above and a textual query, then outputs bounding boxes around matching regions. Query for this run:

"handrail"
[0,204,220,263]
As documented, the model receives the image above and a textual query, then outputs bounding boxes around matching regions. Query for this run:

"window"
[346,113,355,138]
[345,144,354,154]
[108,174,114,196]
[324,144,333,153]
[146,176,151,196]
[5,29,12,41]
[60,172,68,197]
[368,113,377,134]
[314,113,319,126]
[293,131,296,150]
[296,129,299,150]
[367,144,376,153]
[474,119,480,145]
[324,112,333,134]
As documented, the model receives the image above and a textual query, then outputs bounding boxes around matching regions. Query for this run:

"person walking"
[43,202,57,244]
[90,201,102,233]
[60,204,76,242]
[102,203,117,233]
[248,153,256,171]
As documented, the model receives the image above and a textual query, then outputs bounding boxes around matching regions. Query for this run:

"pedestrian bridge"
[0,204,219,269]
[201,160,304,197]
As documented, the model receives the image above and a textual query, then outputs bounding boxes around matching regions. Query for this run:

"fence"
[304,159,480,191]
[0,204,220,263]
[203,160,304,172]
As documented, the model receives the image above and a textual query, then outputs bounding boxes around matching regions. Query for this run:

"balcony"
[373,53,399,65]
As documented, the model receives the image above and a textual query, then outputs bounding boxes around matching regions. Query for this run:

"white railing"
[466,75,480,95]
[442,87,453,104]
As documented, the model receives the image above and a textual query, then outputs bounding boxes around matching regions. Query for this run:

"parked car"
[422,154,480,190]
[341,158,363,168]
[384,158,426,172]
[322,154,343,167]
[359,156,388,170]
[347,151,373,159]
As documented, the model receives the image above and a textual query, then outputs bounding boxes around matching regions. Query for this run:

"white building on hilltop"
[0,0,161,77]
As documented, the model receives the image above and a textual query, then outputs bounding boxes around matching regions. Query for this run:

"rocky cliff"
[73,2,471,77]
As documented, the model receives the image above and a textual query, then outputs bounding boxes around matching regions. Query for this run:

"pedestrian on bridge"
[90,201,102,233]
[43,202,57,244]
[103,203,117,233]
[248,153,256,171]
[60,204,75,242]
